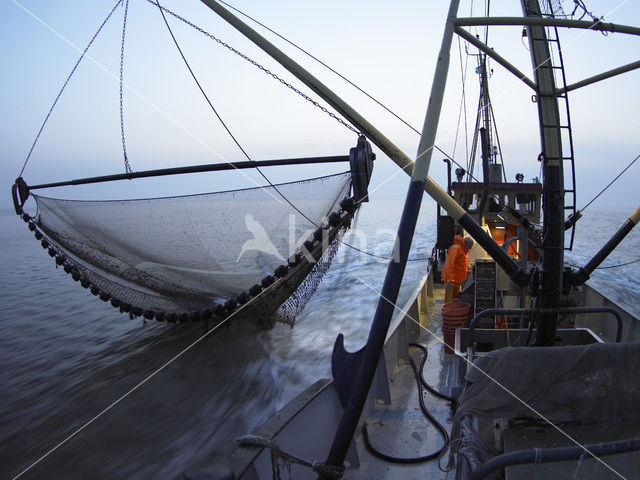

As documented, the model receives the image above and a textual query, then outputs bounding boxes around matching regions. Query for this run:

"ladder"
[531,16,578,250]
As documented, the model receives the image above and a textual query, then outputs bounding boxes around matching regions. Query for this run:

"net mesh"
[276,228,345,324]
[32,172,352,317]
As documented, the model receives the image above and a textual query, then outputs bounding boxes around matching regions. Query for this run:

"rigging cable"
[490,101,507,182]
[119,0,132,173]
[147,0,359,135]
[154,1,253,164]
[210,0,529,226]
[18,0,124,177]
[567,258,640,270]
[594,258,640,269]
[210,0,469,176]
[451,35,470,162]
[579,152,639,213]
[216,0,420,138]
[152,1,408,263]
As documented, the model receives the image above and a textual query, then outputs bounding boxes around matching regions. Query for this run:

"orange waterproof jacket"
[441,235,469,284]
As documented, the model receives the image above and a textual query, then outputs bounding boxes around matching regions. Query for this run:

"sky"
[1,0,639,214]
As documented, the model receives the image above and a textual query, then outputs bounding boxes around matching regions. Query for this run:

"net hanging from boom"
[14,138,374,325]
[12,1,375,326]
[17,169,363,325]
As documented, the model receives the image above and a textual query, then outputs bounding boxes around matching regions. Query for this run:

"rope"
[580,152,639,212]
[453,34,471,163]
[211,0,471,178]
[237,434,345,480]
[154,1,252,163]
[154,0,331,247]
[18,0,123,177]
[146,0,488,223]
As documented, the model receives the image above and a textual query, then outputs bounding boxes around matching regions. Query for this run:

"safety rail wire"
[466,306,623,351]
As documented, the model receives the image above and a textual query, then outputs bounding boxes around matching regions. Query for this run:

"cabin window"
[489,194,502,213]
[460,192,474,210]
[516,193,536,215]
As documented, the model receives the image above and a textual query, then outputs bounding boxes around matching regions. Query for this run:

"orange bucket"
[442,300,471,354]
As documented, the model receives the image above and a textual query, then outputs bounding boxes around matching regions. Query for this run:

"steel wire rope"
[216,0,424,138]
[119,0,132,173]
[451,35,470,162]
[149,2,523,260]
[566,258,640,270]
[209,0,476,180]
[579,152,639,213]
[490,102,507,182]
[18,0,124,177]
[594,258,640,269]
[154,2,254,166]
[212,0,481,176]
[151,1,404,262]
[214,0,526,229]
[146,0,359,135]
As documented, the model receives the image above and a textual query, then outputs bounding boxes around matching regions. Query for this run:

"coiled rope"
[236,434,345,480]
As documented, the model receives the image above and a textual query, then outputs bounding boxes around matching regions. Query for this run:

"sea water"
[1,203,638,479]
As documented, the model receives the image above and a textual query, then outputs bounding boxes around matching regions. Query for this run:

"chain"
[147,1,360,135]
[19,0,124,177]
[120,0,132,173]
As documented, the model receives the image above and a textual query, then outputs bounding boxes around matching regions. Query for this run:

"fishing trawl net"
[24,172,354,323]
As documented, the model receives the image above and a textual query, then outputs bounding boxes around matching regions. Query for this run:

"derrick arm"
[199,0,527,287]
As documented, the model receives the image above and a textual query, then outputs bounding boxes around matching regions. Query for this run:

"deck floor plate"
[346,286,458,479]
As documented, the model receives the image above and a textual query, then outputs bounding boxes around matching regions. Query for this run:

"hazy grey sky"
[2,0,638,212]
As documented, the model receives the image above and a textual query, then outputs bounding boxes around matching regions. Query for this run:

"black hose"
[361,343,451,463]
[469,435,640,480]
[410,343,457,403]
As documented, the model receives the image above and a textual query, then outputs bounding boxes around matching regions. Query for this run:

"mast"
[476,51,496,223]
[521,0,564,346]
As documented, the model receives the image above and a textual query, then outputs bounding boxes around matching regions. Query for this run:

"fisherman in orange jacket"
[441,235,474,303]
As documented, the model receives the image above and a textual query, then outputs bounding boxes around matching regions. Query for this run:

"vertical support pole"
[414,0,461,182]
[321,1,461,475]
[518,225,529,309]
[478,127,491,224]
[521,0,564,346]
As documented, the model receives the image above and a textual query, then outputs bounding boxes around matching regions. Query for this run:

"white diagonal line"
[355,274,627,480]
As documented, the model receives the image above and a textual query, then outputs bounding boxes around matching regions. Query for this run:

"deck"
[344,283,459,479]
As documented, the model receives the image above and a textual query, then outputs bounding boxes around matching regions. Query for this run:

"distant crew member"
[441,235,474,303]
